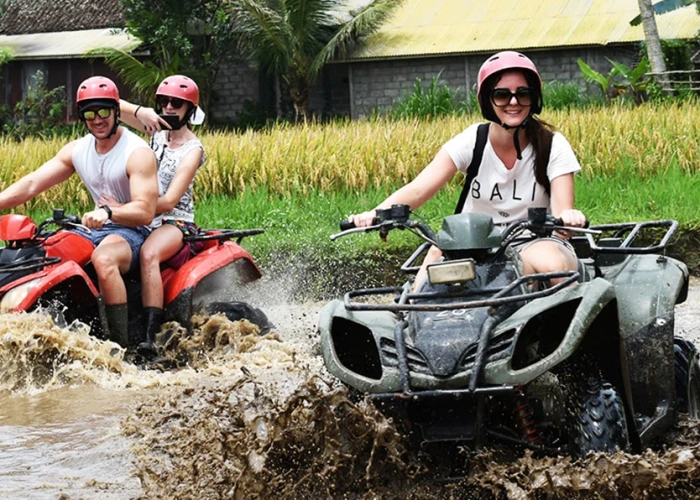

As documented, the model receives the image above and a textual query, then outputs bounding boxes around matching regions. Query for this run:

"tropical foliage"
[630,0,699,25]
[577,58,651,103]
[90,0,238,107]
[228,0,403,122]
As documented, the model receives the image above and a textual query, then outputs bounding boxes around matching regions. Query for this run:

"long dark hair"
[525,117,554,196]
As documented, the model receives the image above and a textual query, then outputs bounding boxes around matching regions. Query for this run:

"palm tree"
[632,0,699,92]
[636,0,670,91]
[229,0,403,122]
[631,0,699,25]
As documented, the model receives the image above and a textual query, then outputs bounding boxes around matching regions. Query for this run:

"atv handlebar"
[35,208,91,237]
[333,205,596,245]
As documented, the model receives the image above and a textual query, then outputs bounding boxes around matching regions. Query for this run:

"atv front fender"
[320,299,403,393]
[484,277,618,385]
[8,261,99,312]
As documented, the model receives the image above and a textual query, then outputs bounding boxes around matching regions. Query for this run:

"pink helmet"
[156,75,199,106]
[76,76,120,111]
[477,51,543,122]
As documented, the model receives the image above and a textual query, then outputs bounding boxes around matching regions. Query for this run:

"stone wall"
[345,45,640,118]
[209,44,641,123]
[209,59,261,124]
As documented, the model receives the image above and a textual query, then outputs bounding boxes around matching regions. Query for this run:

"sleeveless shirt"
[71,127,151,207]
[149,130,206,226]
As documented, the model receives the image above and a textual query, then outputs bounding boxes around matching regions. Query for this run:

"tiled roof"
[0,0,125,35]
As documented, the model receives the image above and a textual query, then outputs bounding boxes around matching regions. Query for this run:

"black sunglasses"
[491,87,534,107]
[156,96,186,110]
[81,108,112,121]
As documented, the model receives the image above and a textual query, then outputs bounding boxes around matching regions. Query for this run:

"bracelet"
[134,105,142,118]
[100,205,113,220]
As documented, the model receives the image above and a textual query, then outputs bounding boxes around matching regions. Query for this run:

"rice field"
[0,100,698,223]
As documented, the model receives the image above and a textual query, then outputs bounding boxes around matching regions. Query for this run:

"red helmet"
[477,51,543,122]
[156,75,199,106]
[76,76,120,111]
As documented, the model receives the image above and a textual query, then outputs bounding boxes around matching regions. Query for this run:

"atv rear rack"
[585,219,677,254]
[185,228,265,245]
[344,270,579,312]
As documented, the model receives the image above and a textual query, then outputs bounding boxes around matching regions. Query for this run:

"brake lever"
[330,224,382,241]
[65,221,92,234]
[551,224,602,235]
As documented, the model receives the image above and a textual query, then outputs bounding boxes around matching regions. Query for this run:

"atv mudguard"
[320,299,399,394]
[591,253,688,445]
[42,231,94,267]
[4,261,100,313]
[163,240,262,329]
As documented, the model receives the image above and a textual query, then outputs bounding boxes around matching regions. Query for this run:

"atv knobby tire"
[674,336,700,418]
[569,376,630,458]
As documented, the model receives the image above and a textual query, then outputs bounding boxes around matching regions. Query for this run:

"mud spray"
[0,275,699,499]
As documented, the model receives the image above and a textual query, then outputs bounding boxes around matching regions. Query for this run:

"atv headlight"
[427,259,476,285]
[0,278,42,313]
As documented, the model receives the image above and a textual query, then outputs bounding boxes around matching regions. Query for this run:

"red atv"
[0,209,271,346]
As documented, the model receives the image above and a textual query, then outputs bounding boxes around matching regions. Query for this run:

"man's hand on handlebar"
[82,208,110,229]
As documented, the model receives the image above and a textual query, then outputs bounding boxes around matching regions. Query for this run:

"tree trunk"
[637,0,671,93]
[289,80,310,123]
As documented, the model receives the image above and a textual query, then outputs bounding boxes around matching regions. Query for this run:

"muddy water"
[0,278,698,499]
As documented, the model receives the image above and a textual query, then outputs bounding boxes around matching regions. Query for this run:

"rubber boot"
[105,303,129,347]
[137,307,164,358]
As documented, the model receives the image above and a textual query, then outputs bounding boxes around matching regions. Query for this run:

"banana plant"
[577,59,618,100]
[607,58,651,104]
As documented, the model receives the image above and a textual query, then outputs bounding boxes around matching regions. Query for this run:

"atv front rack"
[344,270,579,312]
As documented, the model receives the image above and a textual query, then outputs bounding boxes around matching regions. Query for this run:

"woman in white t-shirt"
[349,51,587,288]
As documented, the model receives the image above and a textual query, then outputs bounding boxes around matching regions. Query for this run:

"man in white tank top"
[0,76,158,347]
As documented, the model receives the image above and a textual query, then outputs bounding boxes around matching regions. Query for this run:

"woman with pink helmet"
[349,51,587,289]
[110,75,207,356]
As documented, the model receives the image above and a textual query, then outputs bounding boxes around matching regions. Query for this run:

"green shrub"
[390,72,471,120]
[543,81,604,110]
[2,70,70,140]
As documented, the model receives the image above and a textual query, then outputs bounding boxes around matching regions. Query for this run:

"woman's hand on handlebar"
[348,209,377,228]
[555,209,587,238]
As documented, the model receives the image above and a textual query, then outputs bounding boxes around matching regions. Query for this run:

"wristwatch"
[100,205,113,220]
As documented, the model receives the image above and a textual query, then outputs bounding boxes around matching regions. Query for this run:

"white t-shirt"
[442,123,581,224]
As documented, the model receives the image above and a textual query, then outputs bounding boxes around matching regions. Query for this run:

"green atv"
[319,205,699,457]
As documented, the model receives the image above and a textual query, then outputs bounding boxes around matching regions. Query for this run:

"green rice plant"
[1,101,699,217]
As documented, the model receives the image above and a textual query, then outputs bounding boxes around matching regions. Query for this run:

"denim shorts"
[72,224,151,273]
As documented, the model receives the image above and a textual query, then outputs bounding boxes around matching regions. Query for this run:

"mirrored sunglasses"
[156,96,186,110]
[81,108,112,121]
[491,87,534,107]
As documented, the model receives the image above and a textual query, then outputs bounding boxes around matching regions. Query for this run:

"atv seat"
[163,240,206,270]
